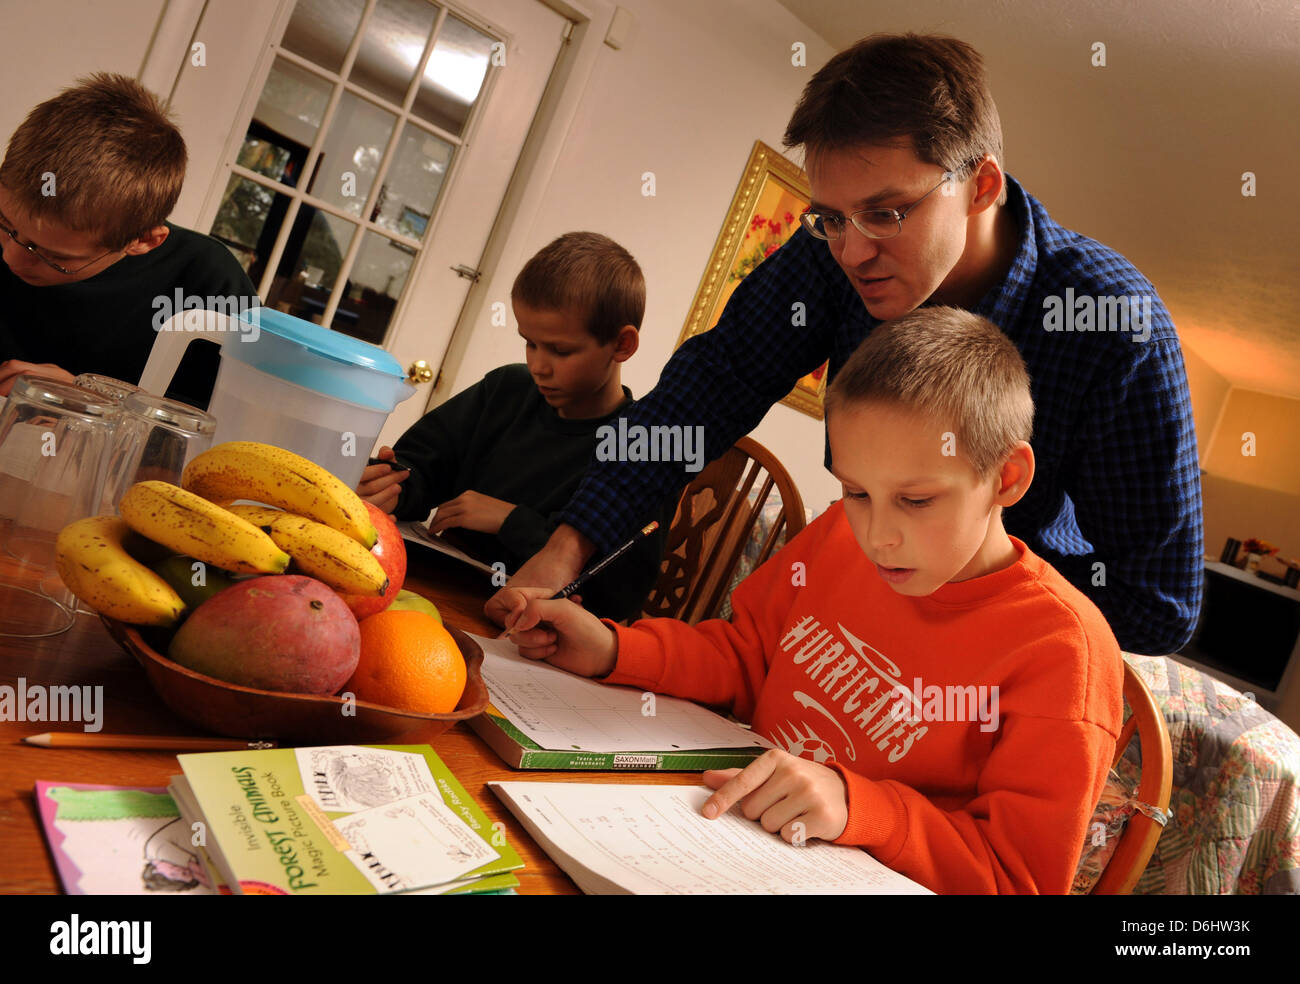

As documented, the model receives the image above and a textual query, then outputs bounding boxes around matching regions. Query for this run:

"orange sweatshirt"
[604,502,1123,894]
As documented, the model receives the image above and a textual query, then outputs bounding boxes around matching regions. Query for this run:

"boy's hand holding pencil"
[502,587,618,679]
[356,446,410,514]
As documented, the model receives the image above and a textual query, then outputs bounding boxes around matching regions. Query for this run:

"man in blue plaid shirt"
[488,33,1203,656]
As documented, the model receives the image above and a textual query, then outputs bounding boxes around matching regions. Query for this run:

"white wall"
[452,0,842,512]
[0,0,279,230]
[0,0,167,147]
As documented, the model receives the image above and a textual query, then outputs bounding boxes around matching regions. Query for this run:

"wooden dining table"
[0,539,698,895]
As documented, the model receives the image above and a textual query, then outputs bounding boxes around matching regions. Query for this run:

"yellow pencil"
[23,733,277,751]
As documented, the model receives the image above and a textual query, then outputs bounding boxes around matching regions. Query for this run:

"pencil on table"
[23,733,277,751]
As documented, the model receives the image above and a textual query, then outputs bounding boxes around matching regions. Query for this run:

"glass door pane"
[265,209,360,325]
[331,231,415,342]
[372,124,452,238]
[350,0,441,106]
[308,91,397,218]
[211,175,293,275]
[253,57,332,149]
[413,13,494,134]
[281,0,365,74]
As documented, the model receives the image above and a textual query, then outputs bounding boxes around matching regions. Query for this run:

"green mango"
[386,589,441,623]
[151,555,236,612]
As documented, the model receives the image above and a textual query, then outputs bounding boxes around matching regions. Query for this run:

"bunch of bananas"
[55,441,383,626]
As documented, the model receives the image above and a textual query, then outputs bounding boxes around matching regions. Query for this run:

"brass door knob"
[407,360,434,384]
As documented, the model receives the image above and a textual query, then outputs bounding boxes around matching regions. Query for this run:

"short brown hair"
[826,307,1033,478]
[512,232,645,344]
[0,73,187,250]
[785,33,1006,204]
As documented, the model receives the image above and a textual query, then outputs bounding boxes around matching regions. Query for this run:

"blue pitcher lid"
[236,308,406,378]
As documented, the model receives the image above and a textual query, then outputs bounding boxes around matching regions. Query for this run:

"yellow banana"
[55,516,186,626]
[227,504,387,596]
[118,481,290,575]
[181,441,377,548]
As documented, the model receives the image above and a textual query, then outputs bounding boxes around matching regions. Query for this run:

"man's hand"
[0,360,76,396]
[356,446,408,513]
[701,749,848,843]
[501,586,618,678]
[484,524,594,626]
[430,490,514,536]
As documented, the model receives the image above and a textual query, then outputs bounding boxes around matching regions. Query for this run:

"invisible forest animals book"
[174,744,522,895]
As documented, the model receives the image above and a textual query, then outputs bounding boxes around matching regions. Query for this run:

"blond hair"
[826,307,1033,478]
[512,232,645,343]
[0,73,186,250]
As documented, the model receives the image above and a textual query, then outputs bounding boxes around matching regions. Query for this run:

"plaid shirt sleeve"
[557,228,837,553]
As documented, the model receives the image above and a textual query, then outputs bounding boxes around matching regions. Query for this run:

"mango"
[168,575,359,694]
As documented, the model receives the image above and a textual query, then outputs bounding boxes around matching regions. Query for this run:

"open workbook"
[468,632,772,770]
[491,781,932,894]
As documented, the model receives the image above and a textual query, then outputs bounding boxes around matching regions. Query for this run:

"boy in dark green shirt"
[359,232,671,621]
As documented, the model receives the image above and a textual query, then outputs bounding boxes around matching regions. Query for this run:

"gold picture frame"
[676,140,828,419]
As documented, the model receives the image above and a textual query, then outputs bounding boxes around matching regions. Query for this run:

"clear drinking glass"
[74,372,142,404]
[0,377,121,637]
[73,373,143,515]
[103,392,217,511]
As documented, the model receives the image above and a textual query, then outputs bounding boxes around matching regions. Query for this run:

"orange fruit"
[347,610,466,714]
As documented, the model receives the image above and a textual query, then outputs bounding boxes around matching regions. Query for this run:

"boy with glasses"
[493,33,1203,658]
[0,73,257,408]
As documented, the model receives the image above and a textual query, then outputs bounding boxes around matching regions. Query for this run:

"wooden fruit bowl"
[101,615,489,744]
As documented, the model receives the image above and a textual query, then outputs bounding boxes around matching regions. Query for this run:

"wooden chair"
[1091,660,1173,894]
[641,435,805,624]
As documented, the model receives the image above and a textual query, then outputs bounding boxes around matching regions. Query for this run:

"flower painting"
[730,208,799,284]
[678,141,829,419]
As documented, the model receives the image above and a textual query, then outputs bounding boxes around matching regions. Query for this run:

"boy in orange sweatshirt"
[504,306,1125,894]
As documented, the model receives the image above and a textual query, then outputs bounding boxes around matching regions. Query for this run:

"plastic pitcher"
[139,308,418,487]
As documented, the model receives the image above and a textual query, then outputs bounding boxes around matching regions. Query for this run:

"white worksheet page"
[471,633,771,754]
[397,520,496,574]
[490,782,931,895]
